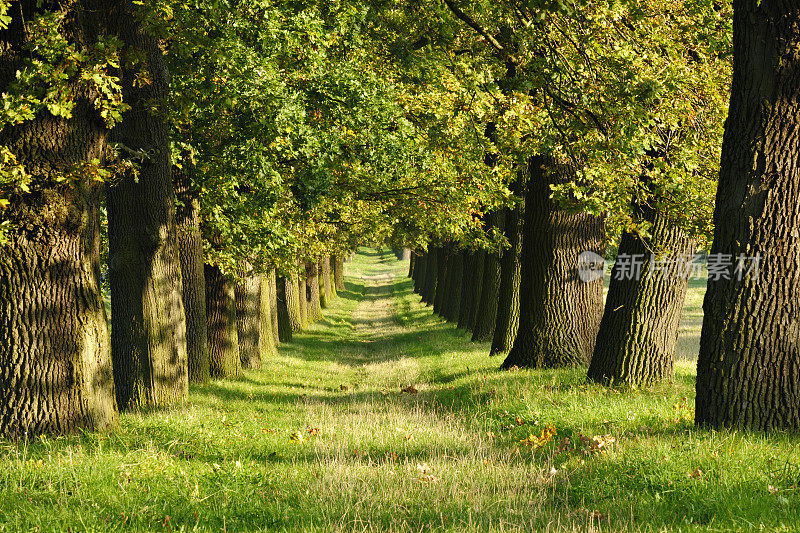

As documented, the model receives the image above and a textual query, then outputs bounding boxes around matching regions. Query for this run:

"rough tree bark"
[442,249,464,323]
[107,5,187,410]
[235,264,264,371]
[319,256,331,308]
[695,1,800,430]
[205,264,241,379]
[174,167,209,384]
[588,211,694,386]
[466,250,485,331]
[267,269,280,344]
[275,275,294,342]
[491,194,524,355]
[422,247,439,305]
[433,246,449,316]
[260,275,278,360]
[306,260,323,323]
[297,274,309,328]
[502,156,605,369]
[333,255,346,291]
[409,253,415,278]
[413,250,427,296]
[472,212,505,342]
[457,251,475,330]
[0,0,118,436]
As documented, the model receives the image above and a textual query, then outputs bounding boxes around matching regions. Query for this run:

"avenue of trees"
[0,0,798,434]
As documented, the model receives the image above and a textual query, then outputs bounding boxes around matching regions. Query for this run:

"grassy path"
[0,249,799,531]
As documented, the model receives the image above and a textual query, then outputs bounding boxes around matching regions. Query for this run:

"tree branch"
[441,0,504,53]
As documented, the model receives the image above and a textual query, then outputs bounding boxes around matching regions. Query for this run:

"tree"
[107,1,187,410]
[502,157,605,369]
[0,0,121,435]
[205,263,241,379]
[275,275,294,343]
[472,211,504,342]
[174,167,209,384]
[588,212,694,385]
[695,0,800,430]
[491,181,523,355]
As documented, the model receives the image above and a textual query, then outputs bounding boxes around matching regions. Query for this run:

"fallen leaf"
[401,385,418,395]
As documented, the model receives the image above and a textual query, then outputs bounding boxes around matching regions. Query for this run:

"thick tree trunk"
[260,275,278,360]
[442,249,464,322]
[466,250,485,331]
[326,255,337,299]
[235,265,263,371]
[107,10,187,410]
[413,250,427,296]
[333,255,346,291]
[433,246,449,316]
[409,253,416,278]
[204,264,241,379]
[276,275,294,343]
[696,2,800,430]
[319,256,331,308]
[457,251,475,329]
[491,198,523,355]
[588,213,694,386]
[268,270,280,344]
[306,261,323,322]
[422,247,439,305]
[472,212,505,342]
[297,274,309,328]
[174,169,209,384]
[502,156,605,369]
[0,1,119,436]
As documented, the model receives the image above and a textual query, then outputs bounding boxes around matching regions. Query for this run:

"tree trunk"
[457,251,475,329]
[276,275,294,342]
[433,246,449,316]
[235,265,263,371]
[413,250,427,296]
[472,212,505,342]
[306,261,323,322]
[174,169,209,384]
[466,250,485,331]
[0,1,119,436]
[268,269,280,344]
[491,191,524,355]
[422,247,439,305]
[260,275,278,361]
[297,274,309,328]
[502,156,605,369]
[319,256,331,308]
[409,253,416,278]
[696,1,800,430]
[442,249,464,323]
[588,213,694,386]
[107,9,187,410]
[326,255,337,300]
[333,255,346,291]
[205,264,241,379]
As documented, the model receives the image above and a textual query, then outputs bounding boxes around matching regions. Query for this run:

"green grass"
[1,249,799,531]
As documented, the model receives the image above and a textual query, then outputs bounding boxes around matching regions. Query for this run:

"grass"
[1,248,799,531]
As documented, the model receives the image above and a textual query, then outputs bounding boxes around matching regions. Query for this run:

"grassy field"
[1,249,799,531]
